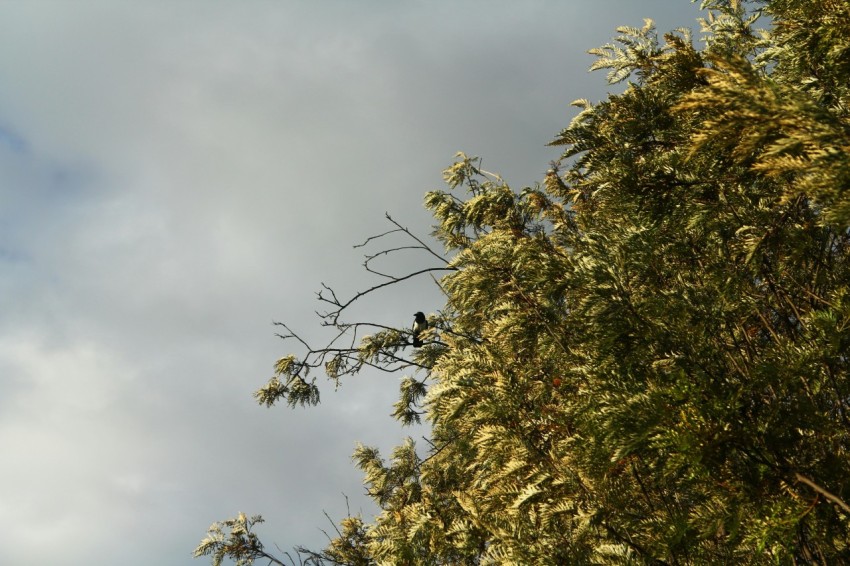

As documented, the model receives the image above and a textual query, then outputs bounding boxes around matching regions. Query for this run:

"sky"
[0,2,705,564]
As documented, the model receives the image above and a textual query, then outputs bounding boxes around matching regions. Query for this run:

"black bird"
[412,312,427,347]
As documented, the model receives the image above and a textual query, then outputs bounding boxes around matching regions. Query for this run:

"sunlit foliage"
[197,1,850,563]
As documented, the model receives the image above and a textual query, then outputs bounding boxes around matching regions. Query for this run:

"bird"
[412,312,427,347]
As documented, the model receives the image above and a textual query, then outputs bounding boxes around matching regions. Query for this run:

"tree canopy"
[196,1,850,563]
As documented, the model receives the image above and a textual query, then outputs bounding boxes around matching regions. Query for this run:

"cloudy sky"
[0,2,704,564]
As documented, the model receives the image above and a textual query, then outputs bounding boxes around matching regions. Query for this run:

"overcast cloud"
[0,2,703,564]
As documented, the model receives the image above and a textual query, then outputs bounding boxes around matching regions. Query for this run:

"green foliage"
[255,355,320,408]
[199,1,850,564]
[194,514,281,566]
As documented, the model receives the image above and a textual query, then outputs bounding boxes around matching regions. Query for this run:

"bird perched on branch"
[412,312,427,347]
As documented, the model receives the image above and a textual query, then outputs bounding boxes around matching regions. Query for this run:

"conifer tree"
[197,1,850,563]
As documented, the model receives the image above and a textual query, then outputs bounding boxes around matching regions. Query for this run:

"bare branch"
[363,245,428,279]
[259,215,455,410]
[320,267,455,326]
[353,226,404,249]
[385,213,451,265]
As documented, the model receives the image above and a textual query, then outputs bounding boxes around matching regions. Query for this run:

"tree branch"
[795,473,850,516]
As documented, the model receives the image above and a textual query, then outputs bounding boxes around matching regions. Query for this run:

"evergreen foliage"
[196,1,850,563]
